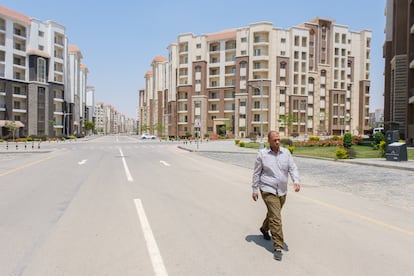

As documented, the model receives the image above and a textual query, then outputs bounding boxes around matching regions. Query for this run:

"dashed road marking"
[134,199,168,276]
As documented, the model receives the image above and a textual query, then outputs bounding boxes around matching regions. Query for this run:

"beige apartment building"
[139,18,372,139]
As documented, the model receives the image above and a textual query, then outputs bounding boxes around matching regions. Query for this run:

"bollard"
[38,140,40,149]
[16,142,18,150]
[32,141,34,149]
[6,141,8,150]
[25,141,27,150]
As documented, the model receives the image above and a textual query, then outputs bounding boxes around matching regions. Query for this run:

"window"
[14,101,20,109]
[302,37,307,47]
[240,62,247,68]
[294,36,299,46]
[37,57,46,83]
[281,38,286,43]
[39,31,44,37]
[241,50,247,55]
[211,104,217,111]
[195,66,201,72]
[241,37,247,43]
[280,51,286,56]
[240,101,246,106]
[254,101,260,108]
[196,43,201,48]
[38,45,44,51]
[196,55,201,60]
[254,114,260,121]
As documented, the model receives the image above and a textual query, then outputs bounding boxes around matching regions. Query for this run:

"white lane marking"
[118,148,133,182]
[78,159,88,165]
[160,160,170,167]
[134,199,168,276]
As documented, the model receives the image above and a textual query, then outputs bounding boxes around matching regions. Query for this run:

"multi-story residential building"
[140,18,371,139]
[383,0,414,145]
[0,5,68,138]
[0,5,96,139]
[67,45,89,136]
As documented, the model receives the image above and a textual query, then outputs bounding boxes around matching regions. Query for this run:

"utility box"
[385,142,408,161]
[385,130,399,145]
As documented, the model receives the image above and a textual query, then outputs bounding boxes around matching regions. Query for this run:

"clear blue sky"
[2,0,386,119]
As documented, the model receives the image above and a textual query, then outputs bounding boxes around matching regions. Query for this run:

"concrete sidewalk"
[177,139,414,171]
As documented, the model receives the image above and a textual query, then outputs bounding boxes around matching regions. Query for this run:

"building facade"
[0,5,97,139]
[383,0,414,145]
[139,18,372,139]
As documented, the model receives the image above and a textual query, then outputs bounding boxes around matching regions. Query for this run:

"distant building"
[369,108,384,129]
[383,0,414,144]
[94,101,135,135]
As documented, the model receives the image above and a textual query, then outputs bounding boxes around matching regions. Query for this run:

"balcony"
[12,108,27,113]
[13,93,27,99]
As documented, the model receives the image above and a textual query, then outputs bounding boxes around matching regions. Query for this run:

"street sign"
[194,119,201,128]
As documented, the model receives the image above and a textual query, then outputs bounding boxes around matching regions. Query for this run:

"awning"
[0,120,25,128]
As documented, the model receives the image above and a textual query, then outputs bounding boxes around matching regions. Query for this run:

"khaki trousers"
[260,191,286,250]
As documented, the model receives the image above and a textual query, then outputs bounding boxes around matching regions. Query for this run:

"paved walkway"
[177,139,414,171]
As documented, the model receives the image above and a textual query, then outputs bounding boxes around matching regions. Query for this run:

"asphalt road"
[0,136,413,276]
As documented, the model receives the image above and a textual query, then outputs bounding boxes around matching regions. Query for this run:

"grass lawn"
[242,142,414,160]
[295,145,414,160]
[292,145,382,159]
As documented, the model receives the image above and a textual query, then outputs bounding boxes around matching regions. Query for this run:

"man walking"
[252,131,300,261]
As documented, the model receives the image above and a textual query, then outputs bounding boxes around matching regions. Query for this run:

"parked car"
[141,133,156,139]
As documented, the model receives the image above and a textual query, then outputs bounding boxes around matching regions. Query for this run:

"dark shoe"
[260,227,271,240]
[274,248,283,261]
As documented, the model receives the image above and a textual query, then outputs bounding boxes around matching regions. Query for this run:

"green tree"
[4,121,18,140]
[84,121,95,135]
[140,124,150,133]
[153,123,164,134]
[278,114,297,136]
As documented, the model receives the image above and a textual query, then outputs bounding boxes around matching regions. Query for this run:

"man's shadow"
[245,235,289,253]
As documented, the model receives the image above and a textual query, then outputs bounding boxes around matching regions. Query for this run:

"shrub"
[281,138,293,146]
[234,139,240,145]
[343,133,353,149]
[288,145,295,153]
[309,136,320,141]
[374,132,385,145]
[379,140,386,157]
[336,148,348,159]
[239,141,245,147]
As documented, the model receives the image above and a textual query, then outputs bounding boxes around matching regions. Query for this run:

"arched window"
[195,66,201,73]
[37,57,46,83]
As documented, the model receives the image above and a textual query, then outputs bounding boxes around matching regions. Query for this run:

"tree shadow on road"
[245,235,289,253]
